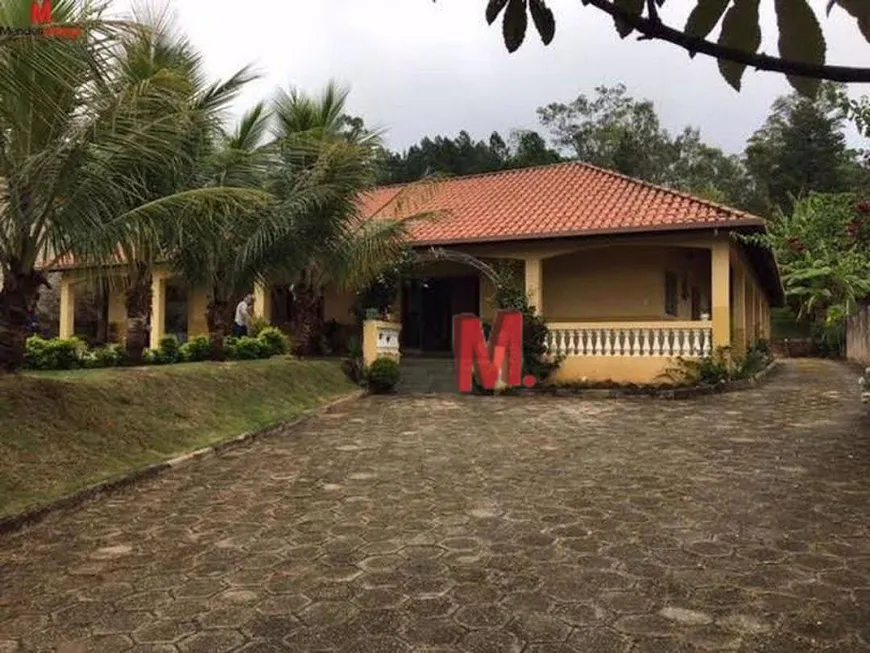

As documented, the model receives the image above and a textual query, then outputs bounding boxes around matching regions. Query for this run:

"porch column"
[59,275,75,339]
[254,282,271,322]
[711,239,730,350]
[149,272,167,350]
[524,257,544,314]
[733,265,746,356]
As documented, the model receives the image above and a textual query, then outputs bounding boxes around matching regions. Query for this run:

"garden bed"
[497,360,781,400]
[0,357,355,519]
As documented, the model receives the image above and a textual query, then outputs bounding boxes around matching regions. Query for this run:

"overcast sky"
[109,0,869,155]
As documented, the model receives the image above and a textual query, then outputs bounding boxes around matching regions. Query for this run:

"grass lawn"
[0,357,356,518]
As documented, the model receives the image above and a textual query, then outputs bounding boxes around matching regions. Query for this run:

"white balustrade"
[546,322,713,358]
[375,326,401,354]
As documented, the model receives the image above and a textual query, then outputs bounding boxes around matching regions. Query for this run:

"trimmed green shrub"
[83,344,126,368]
[157,335,181,364]
[231,336,269,360]
[257,326,290,356]
[25,336,85,370]
[179,335,212,362]
[367,356,400,394]
[250,317,270,338]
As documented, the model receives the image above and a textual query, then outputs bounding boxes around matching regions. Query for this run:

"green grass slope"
[0,358,355,518]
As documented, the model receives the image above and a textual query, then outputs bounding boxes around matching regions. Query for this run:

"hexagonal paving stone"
[352,588,406,610]
[454,604,510,629]
[173,579,226,599]
[177,629,246,653]
[404,596,457,619]
[358,555,404,573]
[567,627,633,652]
[339,635,410,653]
[351,608,407,637]
[506,612,572,643]
[198,605,257,630]
[402,617,465,646]
[133,619,196,643]
[450,584,501,605]
[460,628,522,653]
[243,614,303,640]
[297,602,358,628]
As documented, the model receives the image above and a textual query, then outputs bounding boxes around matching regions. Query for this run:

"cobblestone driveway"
[2,359,870,652]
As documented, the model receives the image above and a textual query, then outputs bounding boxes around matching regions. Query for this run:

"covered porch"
[55,265,272,350]
[374,230,773,384]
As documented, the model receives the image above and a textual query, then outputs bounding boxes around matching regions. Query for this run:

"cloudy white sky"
[109,0,869,155]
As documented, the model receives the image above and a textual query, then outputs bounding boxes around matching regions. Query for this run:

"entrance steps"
[398,357,457,394]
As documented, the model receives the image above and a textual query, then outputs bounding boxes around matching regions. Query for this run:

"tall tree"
[506,129,563,169]
[665,127,749,205]
[537,84,747,206]
[376,128,562,184]
[744,84,865,217]
[538,84,671,182]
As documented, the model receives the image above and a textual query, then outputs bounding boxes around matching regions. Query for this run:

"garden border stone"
[0,390,365,536]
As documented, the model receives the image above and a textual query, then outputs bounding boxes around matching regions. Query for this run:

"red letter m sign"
[453,309,532,393]
[31,1,52,25]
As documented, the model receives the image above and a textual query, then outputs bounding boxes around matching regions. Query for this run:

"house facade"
[51,162,781,383]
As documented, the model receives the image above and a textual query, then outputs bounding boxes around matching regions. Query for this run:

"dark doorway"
[402,276,480,354]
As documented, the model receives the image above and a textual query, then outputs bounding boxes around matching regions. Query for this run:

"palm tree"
[106,14,264,362]
[0,0,131,371]
[0,2,269,370]
[268,82,410,354]
[171,102,274,355]
[172,82,421,357]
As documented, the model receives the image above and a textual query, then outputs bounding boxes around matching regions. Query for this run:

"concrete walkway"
[1,359,869,652]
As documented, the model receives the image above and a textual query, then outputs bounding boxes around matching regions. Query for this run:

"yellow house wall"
[552,356,677,384]
[323,287,356,324]
[542,246,710,322]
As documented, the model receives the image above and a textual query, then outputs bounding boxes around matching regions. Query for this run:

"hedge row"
[24,327,291,370]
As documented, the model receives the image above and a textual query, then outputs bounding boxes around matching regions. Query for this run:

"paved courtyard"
[1,359,870,652]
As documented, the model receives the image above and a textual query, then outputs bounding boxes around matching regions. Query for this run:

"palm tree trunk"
[0,270,45,372]
[124,263,152,364]
[291,283,324,356]
[206,292,231,360]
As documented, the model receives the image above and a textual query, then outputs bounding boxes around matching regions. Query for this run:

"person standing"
[233,294,253,337]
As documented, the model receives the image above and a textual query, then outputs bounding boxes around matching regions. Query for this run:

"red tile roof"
[44,162,769,274]
[361,161,764,245]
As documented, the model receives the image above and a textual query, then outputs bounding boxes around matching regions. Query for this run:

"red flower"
[857,201,870,214]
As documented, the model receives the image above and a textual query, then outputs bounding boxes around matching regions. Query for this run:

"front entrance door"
[401,276,480,354]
